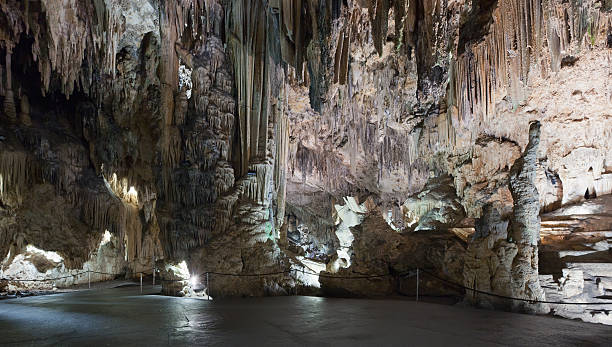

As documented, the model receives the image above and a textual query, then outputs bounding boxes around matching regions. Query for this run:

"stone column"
[508,121,548,313]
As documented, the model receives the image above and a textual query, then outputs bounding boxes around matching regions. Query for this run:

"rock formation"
[508,121,548,313]
[1,0,611,324]
[463,204,515,309]
[463,122,548,313]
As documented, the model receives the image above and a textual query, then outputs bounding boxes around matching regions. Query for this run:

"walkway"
[0,286,610,346]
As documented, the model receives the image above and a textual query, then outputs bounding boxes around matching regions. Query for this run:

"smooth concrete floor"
[0,285,611,346]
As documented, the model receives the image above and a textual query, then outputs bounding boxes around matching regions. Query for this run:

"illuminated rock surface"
[0,0,611,329]
[539,195,612,325]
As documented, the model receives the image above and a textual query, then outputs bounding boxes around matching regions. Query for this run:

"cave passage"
[2,0,612,343]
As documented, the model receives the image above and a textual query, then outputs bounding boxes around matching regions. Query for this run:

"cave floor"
[0,286,610,347]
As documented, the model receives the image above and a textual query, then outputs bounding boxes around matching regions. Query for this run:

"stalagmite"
[463,204,515,309]
[508,121,547,313]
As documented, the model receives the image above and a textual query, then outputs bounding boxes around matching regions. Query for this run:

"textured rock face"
[463,204,516,309]
[0,0,611,323]
[0,0,292,295]
[284,1,611,316]
[401,175,466,232]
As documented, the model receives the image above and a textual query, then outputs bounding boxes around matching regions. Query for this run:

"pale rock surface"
[320,212,465,297]
[1,231,126,291]
[401,175,465,232]
[539,195,612,324]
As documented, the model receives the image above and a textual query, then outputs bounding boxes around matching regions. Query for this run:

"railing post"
[140,273,143,294]
[152,258,156,286]
[300,268,305,297]
[416,268,419,303]
[88,269,91,289]
[399,273,402,294]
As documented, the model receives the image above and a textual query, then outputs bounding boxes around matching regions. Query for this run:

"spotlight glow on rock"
[25,244,63,263]
[100,230,112,246]
[165,260,190,281]
[126,186,138,204]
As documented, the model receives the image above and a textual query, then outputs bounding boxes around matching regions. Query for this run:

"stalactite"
[3,48,16,122]
[370,0,390,56]
[0,151,38,198]
[124,204,143,261]
[274,112,289,226]
[279,0,304,72]
[0,0,125,97]
[0,63,4,97]
[333,15,353,85]
[158,0,214,175]
[0,128,149,266]
[226,0,271,176]
[156,0,269,258]
[451,0,608,130]
[18,94,31,126]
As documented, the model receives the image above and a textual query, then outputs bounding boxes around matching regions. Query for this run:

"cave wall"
[0,0,294,295]
[0,0,163,286]
[282,0,611,314]
[286,0,612,221]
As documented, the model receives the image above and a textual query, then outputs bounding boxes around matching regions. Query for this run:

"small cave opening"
[584,188,597,200]
[584,167,597,199]
[7,34,95,139]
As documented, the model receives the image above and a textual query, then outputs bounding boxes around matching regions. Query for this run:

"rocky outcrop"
[320,210,465,297]
[400,175,466,232]
[463,122,549,313]
[285,202,338,263]
[1,230,125,291]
